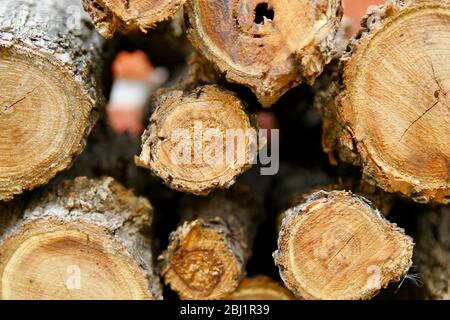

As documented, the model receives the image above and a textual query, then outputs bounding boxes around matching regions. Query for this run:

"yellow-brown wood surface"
[319,0,450,204]
[274,190,413,300]
[0,177,162,300]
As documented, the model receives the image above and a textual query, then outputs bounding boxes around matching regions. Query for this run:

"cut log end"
[274,191,413,300]
[0,47,96,201]
[161,186,261,300]
[136,85,258,195]
[161,220,242,300]
[82,0,186,38]
[185,0,343,107]
[323,0,450,204]
[0,177,161,300]
[0,220,151,300]
[224,275,296,300]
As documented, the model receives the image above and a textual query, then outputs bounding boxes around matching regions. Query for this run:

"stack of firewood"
[0,0,448,300]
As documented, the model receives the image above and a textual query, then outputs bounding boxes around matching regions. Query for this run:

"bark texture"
[274,190,414,300]
[0,0,105,201]
[318,0,450,204]
[415,206,450,300]
[82,0,186,38]
[58,126,161,194]
[0,177,162,300]
[136,85,259,195]
[160,185,262,299]
[184,0,343,107]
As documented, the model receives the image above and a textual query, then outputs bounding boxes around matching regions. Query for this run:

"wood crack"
[400,99,440,141]
[328,234,356,264]
[400,59,444,142]
[1,86,38,112]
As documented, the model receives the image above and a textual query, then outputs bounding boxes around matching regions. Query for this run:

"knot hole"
[254,3,274,24]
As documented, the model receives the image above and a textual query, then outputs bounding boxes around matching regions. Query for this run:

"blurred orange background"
[343,0,385,34]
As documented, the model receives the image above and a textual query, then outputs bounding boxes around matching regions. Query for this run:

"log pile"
[0,0,448,301]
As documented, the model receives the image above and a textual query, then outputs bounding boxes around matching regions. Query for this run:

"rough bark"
[82,0,186,39]
[56,126,162,195]
[0,0,106,201]
[160,185,262,299]
[136,85,260,195]
[184,0,343,107]
[415,206,450,300]
[318,0,450,204]
[223,275,295,300]
[0,177,162,300]
[274,190,414,300]
[182,53,222,90]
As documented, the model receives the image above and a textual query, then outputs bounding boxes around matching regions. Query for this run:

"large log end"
[320,0,450,204]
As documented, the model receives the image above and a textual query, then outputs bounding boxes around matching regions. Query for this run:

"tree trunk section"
[223,275,295,300]
[0,0,106,201]
[0,177,162,300]
[274,190,413,300]
[318,0,450,204]
[160,185,262,299]
[136,85,259,195]
[415,206,450,300]
[82,0,186,39]
[184,0,343,107]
